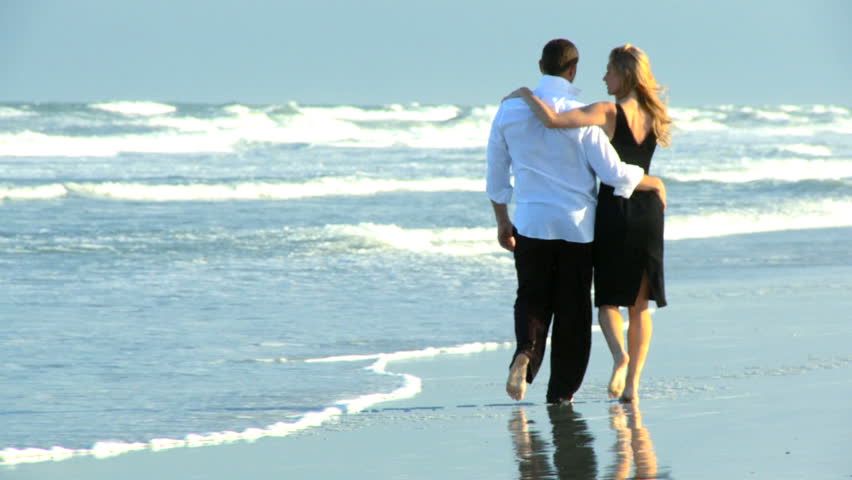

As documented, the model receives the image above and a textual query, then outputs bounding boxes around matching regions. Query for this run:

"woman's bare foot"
[608,404,628,430]
[608,353,629,399]
[619,384,639,404]
[506,354,529,401]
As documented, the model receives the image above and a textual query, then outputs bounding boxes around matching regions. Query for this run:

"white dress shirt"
[486,75,645,243]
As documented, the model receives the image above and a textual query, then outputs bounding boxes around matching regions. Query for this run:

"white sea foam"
[297,104,462,123]
[141,103,492,149]
[774,104,851,115]
[0,184,68,201]
[333,208,852,253]
[148,106,278,134]
[0,341,513,467]
[742,107,795,122]
[305,341,512,365]
[806,105,850,115]
[90,441,148,459]
[665,158,851,183]
[60,178,483,202]
[0,178,482,203]
[326,223,503,256]
[666,198,852,240]
[90,101,177,116]
[673,118,728,132]
[0,131,234,157]
[334,205,852,253]
[671,105,852,136]
[669,107,728,131]
[0,103,494,157]
[0,106,34,118]
[2,104,849,155]
[779,144,832,157]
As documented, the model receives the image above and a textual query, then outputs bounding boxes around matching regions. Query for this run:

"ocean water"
[1,101,850,465]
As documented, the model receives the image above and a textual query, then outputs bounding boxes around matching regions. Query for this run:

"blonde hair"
[609,44,672,147]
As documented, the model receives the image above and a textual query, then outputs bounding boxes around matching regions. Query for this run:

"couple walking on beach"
[486,38,671,404]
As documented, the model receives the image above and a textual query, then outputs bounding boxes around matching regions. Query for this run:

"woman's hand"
[635,175,667,211]
[502,87,532,103]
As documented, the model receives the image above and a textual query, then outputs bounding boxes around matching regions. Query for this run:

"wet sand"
[4,232,852,479]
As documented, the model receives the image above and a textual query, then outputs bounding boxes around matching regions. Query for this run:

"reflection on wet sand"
[603,403,661,480]
[508,403,664,480]
[509,407,558,479]
[509,404,597,480]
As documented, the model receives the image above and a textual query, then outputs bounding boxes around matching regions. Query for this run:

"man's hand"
[497,221,516,252]
[491,201,515,251]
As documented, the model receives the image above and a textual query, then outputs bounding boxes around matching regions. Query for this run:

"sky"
[1,0,850,107]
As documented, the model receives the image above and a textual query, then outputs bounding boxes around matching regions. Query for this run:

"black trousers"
[512,231,593,403]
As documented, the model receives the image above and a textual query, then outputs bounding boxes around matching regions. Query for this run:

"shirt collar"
[535,75,581,99]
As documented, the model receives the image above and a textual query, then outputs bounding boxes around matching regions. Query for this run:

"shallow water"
[1,101,850,464]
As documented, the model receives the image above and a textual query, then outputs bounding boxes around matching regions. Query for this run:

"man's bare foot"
[608,354,629,399]
[506,354,529,401]
[508,408,533,457]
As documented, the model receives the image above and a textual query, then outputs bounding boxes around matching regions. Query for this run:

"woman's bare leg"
[622,274,653,403]
[607,404,632,480]
[598,305,629,399]
[625,404,658,477]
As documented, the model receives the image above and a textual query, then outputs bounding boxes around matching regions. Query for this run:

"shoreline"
[5,299,850,479]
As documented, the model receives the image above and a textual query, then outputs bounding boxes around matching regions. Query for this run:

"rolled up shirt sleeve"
[582,126,644,198]
[486,110,514,204]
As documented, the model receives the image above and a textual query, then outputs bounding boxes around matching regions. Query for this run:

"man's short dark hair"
[540,39,579,76]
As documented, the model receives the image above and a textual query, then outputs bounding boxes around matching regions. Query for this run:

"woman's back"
[610,103,656,173]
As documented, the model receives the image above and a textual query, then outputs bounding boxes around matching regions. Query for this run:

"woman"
[508,44,671,403]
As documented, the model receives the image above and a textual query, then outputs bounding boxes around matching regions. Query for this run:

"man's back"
[493,95,599,239]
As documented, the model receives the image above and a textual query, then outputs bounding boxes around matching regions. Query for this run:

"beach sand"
[4,230,852,479]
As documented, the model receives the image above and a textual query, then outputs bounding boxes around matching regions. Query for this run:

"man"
[486,39,665,403]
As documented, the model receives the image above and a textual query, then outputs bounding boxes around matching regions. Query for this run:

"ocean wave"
[0,106,34,118]
[778,144,833,157]
[0,341,512,467]
[664,158,851,183]
[0,111,493,156]
[325,223,503,256]
[669,107,728,132]
[334,208,852,253]
[90,101,177,116]
[296,103,463,123]
[3,103,848,155]
[666,198,852,240]
[0,178,484,203]
[0,131,234,157]
[0,223,502,258]
[670,105,852,136]
[739,107,797,122]
[62,178,481,202]
[143,103,494,150]
[6,206,849,257]
[0,184,68,201]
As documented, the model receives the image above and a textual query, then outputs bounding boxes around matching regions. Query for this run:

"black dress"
[594,104,667,308]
